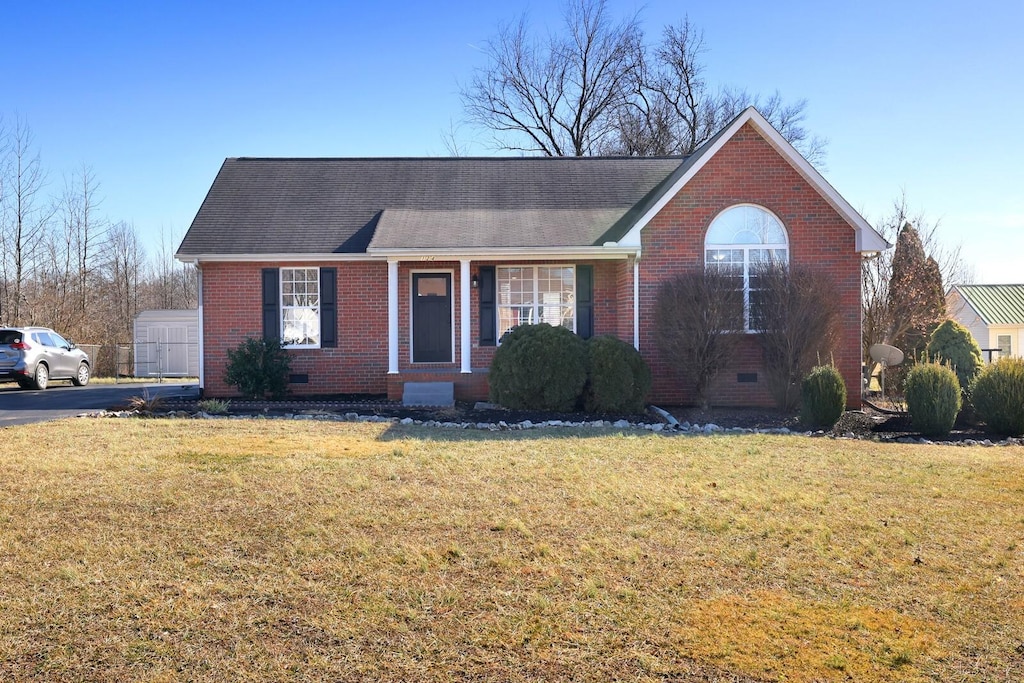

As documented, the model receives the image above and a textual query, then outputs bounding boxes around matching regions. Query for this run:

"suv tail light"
[10,341,30,350]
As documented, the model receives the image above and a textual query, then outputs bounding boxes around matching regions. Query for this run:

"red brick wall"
[638,122,863,407]
[201,126,864,407]
[201,261,389,397]
[203,259,625,400]
[615,258,636,344]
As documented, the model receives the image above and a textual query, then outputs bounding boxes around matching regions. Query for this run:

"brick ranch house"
[176,107,889,407]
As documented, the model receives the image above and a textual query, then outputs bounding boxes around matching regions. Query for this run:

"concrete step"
[402,381,455,407]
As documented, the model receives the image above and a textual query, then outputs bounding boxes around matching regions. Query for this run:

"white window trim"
[704,204,789,333]
[495,264,577,341]
[280,267,321,349]
[409,269,456,364]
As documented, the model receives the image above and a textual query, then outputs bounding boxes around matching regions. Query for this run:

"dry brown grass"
[1,418,1022,682]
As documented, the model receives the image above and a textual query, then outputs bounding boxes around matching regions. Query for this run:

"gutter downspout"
[196,265,204,394]
[633,255,641,351]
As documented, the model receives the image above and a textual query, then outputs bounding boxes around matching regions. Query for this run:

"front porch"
[383,255,639,404]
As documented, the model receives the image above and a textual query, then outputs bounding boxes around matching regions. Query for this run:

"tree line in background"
[0,116,197,357]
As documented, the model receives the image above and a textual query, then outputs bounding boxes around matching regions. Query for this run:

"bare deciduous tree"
[1,117,52,325]
[654,270,744,409]
[460,2,825,162]
[461,0,644,156]
[103,221,146,344]
[861,193,971,363]
[0,113,200,379]
[43,165,107,337]
[754,262,842,410]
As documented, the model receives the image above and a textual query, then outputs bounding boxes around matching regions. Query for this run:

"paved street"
[0,381,199,427]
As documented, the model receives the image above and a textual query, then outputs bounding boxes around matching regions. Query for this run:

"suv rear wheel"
[72,362,90,387]
[33,363,49,390]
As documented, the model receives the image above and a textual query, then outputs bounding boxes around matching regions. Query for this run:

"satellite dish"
[870,344,904,367]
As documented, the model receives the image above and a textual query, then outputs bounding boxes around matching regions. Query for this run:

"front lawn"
[1,419,1021,681]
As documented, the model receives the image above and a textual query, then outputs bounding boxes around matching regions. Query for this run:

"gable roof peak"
[614,105,890,254]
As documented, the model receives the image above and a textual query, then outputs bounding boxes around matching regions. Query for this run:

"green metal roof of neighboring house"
[951,284,1024,325]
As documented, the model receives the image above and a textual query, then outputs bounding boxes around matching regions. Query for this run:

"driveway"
[0,381,200,427]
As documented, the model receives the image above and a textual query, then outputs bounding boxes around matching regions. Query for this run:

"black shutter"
[576,265,594,339]
[320,268,337,348]
[262,268,279,340]
[478,266,496,346]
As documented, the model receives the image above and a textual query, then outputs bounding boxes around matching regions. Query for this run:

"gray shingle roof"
[176,156,686,256]
[952,284,1024,325]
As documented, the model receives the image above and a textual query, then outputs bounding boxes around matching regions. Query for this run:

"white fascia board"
[367,246,640,261]
[615,107,891,254]
[174,253,383,264]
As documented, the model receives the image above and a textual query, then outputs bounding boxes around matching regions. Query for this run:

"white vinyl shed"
[133,309,200,377]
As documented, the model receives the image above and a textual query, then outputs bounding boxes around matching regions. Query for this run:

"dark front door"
[412,273,452,363]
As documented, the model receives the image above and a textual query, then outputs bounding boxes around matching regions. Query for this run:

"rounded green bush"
[970,357,1024,436]
[584,335,652,414]
[904,362,961,437]
[800,365,847,429]
[224,337,291,399]
[488,323,588,411]
[926,319,983,394]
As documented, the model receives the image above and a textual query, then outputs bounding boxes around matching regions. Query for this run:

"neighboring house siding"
[638,122,862,407]
[202,261,388,397]
[986,326,1023,360]
[946,290,991,358]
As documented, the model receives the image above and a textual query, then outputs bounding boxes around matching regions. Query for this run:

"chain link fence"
[76,341,198,380]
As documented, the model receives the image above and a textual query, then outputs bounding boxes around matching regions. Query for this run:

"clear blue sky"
[3,1,1022,283]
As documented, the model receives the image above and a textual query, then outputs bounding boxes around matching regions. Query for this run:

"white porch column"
[460,259,472,374]
[633,257,640,351]
[387,260,399,374]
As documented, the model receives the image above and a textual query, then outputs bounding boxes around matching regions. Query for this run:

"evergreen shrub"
[926,319,983,394]
[800,365,847,429]
[489,324,588,411]
[224,337,291,399]
[970,357,1024,436]
[904,362,961,436]
[584,335,651,414]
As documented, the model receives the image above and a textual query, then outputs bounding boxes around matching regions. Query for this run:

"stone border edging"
[80,408,1024,447]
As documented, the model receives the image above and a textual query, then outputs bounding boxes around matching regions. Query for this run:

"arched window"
[704,205,789,331]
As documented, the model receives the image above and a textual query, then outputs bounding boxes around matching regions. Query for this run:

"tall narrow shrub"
[755,263,842,411]
[800,365,847,429]
[654,270,743,409]
[904,362,961,437]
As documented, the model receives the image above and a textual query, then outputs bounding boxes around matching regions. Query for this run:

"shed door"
[147,325,189,375]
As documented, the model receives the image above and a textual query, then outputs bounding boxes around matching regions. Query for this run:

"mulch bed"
[155,394,1018,443]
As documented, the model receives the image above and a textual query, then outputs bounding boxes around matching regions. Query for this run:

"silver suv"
[0,327,91,390]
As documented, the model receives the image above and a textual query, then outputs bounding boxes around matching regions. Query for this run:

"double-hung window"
[704,205,789,332]
[281,267,320,347]
[496,266,575,341]
[997,334,1012,359]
